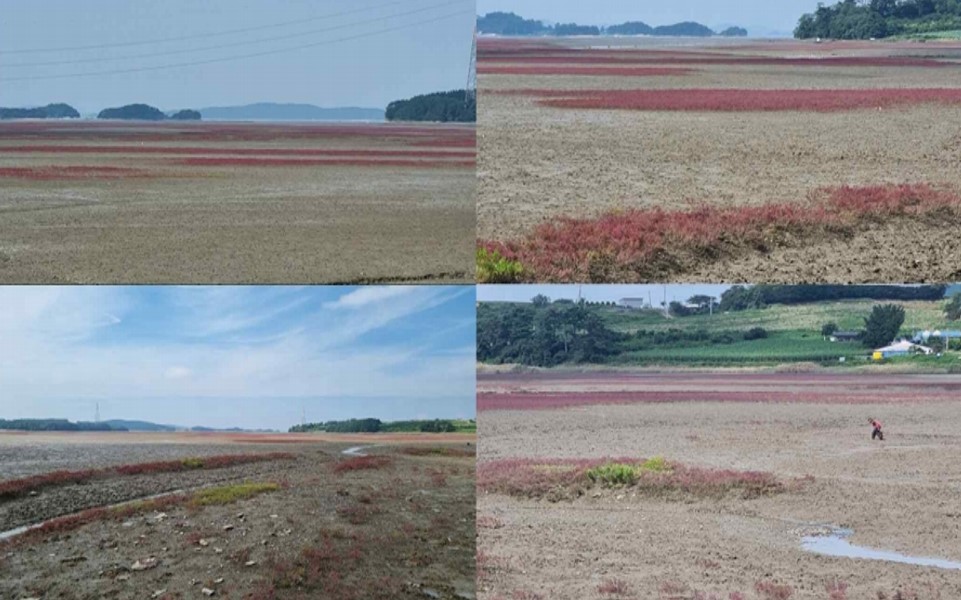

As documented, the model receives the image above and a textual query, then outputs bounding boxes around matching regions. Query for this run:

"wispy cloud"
[324,286,420,310]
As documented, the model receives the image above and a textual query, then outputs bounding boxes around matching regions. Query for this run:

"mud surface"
[0,121,475,284]
[477,371,961,599]
[0,433,476,599]
[478,37,961,282]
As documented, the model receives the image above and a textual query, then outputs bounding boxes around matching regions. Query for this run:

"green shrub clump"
[477,248,524,283]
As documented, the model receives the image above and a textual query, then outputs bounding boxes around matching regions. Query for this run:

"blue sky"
[477,284,733,306]
[0,286,476,430]
[0,0,475,114]
[477,0,823,35]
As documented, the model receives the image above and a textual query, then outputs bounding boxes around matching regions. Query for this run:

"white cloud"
[324,286,419,309]
[164,366,192,380]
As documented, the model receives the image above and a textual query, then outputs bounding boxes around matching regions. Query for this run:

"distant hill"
[386,90,475,123]
[102,419,177,432]
[200,103,384,122]
[0,103,80,120]
[477,12,746,37]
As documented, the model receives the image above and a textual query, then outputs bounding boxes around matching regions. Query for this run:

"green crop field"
[600,300,953,335]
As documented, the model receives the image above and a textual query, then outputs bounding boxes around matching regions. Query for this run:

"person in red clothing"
[869,418,884,441]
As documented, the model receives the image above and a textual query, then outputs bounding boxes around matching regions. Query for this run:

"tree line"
[289,418,458,434]
[795,0,961,39]
[0,419,121,432]
[719,285,946,312]
[386,90,475,123]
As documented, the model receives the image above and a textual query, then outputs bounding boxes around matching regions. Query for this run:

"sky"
[0,286,476,430]
[0,0,475,114]
[477,0,824,36]
[477,284,733,306]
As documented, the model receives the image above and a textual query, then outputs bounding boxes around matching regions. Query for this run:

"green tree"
[862,304,906,348]
[531,294,551,308]
[946,293,961,321]
[821,322,839,337]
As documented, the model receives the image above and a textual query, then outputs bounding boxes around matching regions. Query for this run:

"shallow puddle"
[802,528,961,570]
[342,445,373,456]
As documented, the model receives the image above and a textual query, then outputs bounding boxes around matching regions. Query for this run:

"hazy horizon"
[477,0,824,35]
[0,286,476,430]
[0,0,475,115]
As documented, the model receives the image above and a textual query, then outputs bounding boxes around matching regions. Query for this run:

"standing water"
[802,528,961,570]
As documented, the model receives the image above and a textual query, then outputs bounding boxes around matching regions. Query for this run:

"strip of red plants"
[479,183,961,282]
[480,53,949,68]
[478,65,693,77]
[0,166,154,180]
[0,452,294,500]
[498,87,961,112]
[2,145,474,158]
[171,157,474,168]
[477,457,787,501]
[477,390,943,412]
[398,446,475,458]
[1,492,189,549]
[333,455,392,474]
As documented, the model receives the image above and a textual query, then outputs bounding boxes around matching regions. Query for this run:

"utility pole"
[95,402,100,423]
[466,26,477,105]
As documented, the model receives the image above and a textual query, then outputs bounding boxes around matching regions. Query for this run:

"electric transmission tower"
[466,26,476,104]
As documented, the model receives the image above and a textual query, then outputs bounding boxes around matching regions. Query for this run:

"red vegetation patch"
[333,455,392,474]
[0,121,474,149]
[475,387,952,411]
[483,54,950,68]
[6,492,189,548]
[398,446,475,458]
[0,452,294,500]
[478,183,961,282]
[500,87,961,112]
[171,157,474,169]
[477,458,787,501]
[755,580,795,600]
[478,65,692,77]
[597,578,631,596]
[0,166,153,180]
[2,145,474,159]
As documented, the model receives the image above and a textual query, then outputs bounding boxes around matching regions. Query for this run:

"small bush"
[755,580,794,600]
[744,327,768,341]
[182,457,205,469]
[477,247,524,283]
[333,456,391,474]
[641,456,672,473]
[598,578,631,595]
[587,463,640,486]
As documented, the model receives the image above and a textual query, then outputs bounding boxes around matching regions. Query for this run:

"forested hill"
[795,0,961,39]
[477,12,746,37]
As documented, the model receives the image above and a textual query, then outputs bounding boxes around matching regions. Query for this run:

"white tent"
[875,340,933,358]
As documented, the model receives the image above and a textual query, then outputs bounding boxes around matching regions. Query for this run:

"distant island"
[795,0,961,39]
[289,418,476,434]
[386,90,475,123]
[477,12,748,38]
[0,418,277,433]
[200,103,385,122]
[0,103,80,120]
[98,103,202,121]
[0,418,121,432]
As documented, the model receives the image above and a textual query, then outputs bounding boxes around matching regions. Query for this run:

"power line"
[1,0,468,69]
[0,10,474,83]
[0,0,452,55]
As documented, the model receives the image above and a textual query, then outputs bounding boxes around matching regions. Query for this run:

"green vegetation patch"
[477,248,524,284]
[191,482,280,506]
